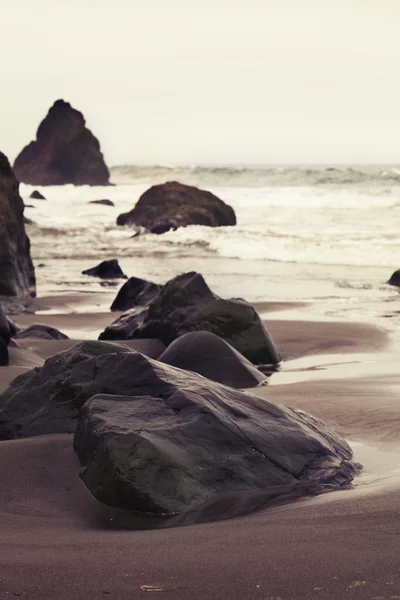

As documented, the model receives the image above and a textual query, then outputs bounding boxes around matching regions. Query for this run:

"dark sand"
[1,297,399,599]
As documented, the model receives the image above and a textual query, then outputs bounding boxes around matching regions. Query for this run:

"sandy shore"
[1,295,399,599]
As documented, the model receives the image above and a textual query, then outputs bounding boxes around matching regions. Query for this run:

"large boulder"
[0,152,36,311]
[73,352,360,515]
[158,331,267,388]
[82,259,127,280]
[116,181,236,232]
[13,100,110,186]
[110,277,161,312]
[14,324,69,341]
[100,272,279,365]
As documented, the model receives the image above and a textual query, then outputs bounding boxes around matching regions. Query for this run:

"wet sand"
[1,296,400,599]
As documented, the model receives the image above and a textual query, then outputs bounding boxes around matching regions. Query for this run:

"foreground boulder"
[158,331,267,388]
[388,269,400,287]
[13,100,110,186]
[116,181,236,233]
[73,352,360,515]
[0,152,36,310]
[100,272,279,365]
[82,259,127,279]
[14,324,69,340]
[110,277,161,311]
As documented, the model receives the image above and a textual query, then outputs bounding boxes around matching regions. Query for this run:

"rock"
[110,277,161,312]
[0,340,8,366]
[388,269,400,287]
[100,272,279,365]
[13,100,110,186]
[82,259,127,280]
[158,331,267,388]
[0,340,136,438]
[14,324,69,340]
[30,190,46,200]
[0,308,13,366]
[116,181,236,232]
[0,152,36,309]
[23,216,35,226]
[89,199,114,206]
[73,351,360,515]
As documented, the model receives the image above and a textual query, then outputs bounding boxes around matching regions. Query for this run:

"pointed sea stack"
[0,152,36,311]
[13,100,110,186]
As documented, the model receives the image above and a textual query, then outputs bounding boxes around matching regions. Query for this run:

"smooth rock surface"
[73,352,360,515]
[0,152,36,309]
[14,324,69,341]
[110,277,161,311]
[100,272,280,365]
[13,100,110,186]
[159,331,267,388]
[116,181,236,232]
[82,259,127,280]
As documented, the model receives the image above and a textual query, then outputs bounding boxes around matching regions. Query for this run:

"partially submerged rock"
[14,324,69,341]
[110,277,161,312]
[82,259,127,280]
[388,269,400,287]
[100,272,279,366]
[13,100,110,186]
[158,331,267,388]
[30,190,46,200]
[89,199,114,206]
[73,352,360,515]
[0,152,36,311]
[116,181,236,233]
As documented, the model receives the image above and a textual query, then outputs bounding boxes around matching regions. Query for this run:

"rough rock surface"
[158,331,267,388]
[13,100,110,186]
[110,277,161,312]
[0,152,36,310]
[73,352,360,515]
[89,199,114,206]
[388,269,400,287]
[0,308,13,366]
[30,190,46,200]
[100,272,279,365]
[116,181,236,232]
[14,324,69,341]
[82,259,127,280]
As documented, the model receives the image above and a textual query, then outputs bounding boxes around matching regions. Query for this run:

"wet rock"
[73,351,360,515]
[0,308,13,366]
[0,152,36,310]
[158,331,267,388]
[110,277,161,312]
[388,269,400,287]
[14,324,69,340]
[82,259,127,280]
[89,199,114,206]
[116,181,236,232]
[30,190,46,200]
[100,272,280,366]
[13,100,110,186]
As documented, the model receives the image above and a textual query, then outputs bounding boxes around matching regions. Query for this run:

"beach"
[1,292,399,600]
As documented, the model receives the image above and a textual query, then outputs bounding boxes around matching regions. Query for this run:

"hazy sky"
[2,0,400,165]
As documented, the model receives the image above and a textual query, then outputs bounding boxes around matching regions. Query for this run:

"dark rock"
[0,152,36,309]
[388,269,400,287]
[100,272,279,365]
[158,331,267,388]
[37,263,46,268]
[30,190,46,200]
[13,100,110,186]
[89,199,114,206]
[110,277,161,312]
[0,308,12,366]
[24,204,35,208]
[116,181,236,232]
[82,259,127,280]
[0,340,8,366]
[14,324,69,340]
[23,216,35,226]
[73,351,360,515]
[0,340,136,438]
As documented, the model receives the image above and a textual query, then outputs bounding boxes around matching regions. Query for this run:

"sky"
[1,0,400,165]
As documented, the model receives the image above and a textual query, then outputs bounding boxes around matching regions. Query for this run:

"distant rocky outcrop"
[116,181,236,233]
[110,277,161,312]
[13,100,110,186]
[100,272,280,365]
[0,152,36,312]
[387,269,400,287]
[30,190,46,200]
[82,259,127,280]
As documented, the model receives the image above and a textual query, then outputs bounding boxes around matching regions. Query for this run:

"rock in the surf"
[13,100,110,186]
[100,272,280,366]
[29,190,46,200]
[0,152,36,311]
[116,181,236,232]
[14,324,69,341]
[110,277,161,312]
[387,269,400,287]
[73,351,360,515]
[82,259,127,280]
[158,331,267,388]
[89,199,114,206]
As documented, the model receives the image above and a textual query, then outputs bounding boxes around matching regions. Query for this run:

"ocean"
[22,164,400,328]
